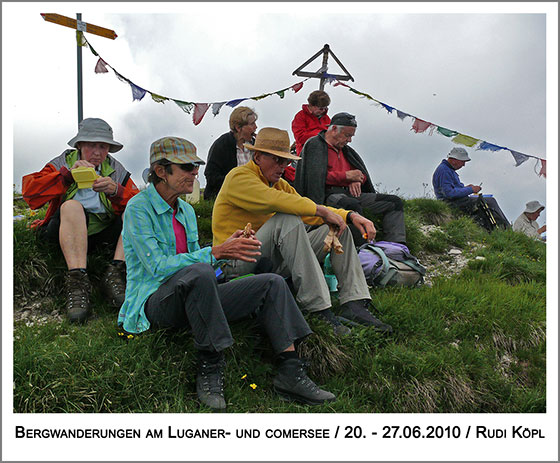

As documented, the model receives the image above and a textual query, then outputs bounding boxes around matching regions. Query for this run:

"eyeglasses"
[263,153,292,167]
[176,163,198,172]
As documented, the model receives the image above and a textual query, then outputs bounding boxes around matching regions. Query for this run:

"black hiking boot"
[196,352,226,412]
[65,269,91,324]
[273,358,336,405]
[338,300,393,333]
[312,308,351,336]
[101,260,126,308]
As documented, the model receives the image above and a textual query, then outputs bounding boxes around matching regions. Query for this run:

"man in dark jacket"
[294,112,406,246]
[203,107,257,200]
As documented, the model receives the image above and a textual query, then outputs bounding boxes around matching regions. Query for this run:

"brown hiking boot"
[101,260,126,308]
[65,269,91,324]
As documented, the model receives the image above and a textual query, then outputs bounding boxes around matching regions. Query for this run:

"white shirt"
[236,145,253,166]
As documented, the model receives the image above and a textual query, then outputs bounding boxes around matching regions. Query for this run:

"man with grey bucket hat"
[432,147,510,231]
[118,136,335,411]
[513,200,546,240]
[22,118,139,323]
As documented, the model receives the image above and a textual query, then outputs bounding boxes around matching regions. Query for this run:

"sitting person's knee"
[60,199,86,215]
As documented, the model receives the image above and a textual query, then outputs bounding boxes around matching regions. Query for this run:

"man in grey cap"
[295,112,407,246]
[432,147,510,230]
[22,118,139,323]
[513,200,546,240]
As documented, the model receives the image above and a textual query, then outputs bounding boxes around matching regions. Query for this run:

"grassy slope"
[12,197,546,413]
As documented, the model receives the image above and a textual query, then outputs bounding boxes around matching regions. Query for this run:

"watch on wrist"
[347,211,354,224]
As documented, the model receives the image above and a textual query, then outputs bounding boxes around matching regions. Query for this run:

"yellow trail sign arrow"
[41,13,117,40]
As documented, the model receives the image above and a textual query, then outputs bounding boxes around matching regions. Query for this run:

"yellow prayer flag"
[452,133,480,147]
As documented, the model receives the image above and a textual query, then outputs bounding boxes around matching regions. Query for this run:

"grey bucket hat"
[67,118,123,153]
[524,200,545,214]
[447,147,471,161]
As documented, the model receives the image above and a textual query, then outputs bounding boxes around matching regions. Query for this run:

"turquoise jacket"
[118,183,214,333]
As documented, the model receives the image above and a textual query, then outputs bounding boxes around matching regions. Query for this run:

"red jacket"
[291,105,331,155]
[22,149,139,229]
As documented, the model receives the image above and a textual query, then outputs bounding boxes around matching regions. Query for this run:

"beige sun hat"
[244,127,300,160]
[67,118,123,153]
[524,200,545,214]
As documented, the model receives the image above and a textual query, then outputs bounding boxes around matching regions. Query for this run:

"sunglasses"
[176,163,198,172]
[263,153,292,167]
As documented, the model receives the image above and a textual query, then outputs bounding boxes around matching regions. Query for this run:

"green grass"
[12,197,546,413]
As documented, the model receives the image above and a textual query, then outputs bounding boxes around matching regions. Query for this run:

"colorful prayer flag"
[538,159,546,177]
[193,103,210,126]
[151,93,168,103]
[510,150,530,166]
[226,98,246,108]
[396,110,409,121]
[130,82,147,101]
[276,90,285,99]
[452,133,480,147]
[437,127,459,138]
[478,141,506,152]
[94,58,108,74]
[211,102,226,116]
[175,100,194,114]
[291,82,304,93]
[380,103,394,114]
[411,118,433,134]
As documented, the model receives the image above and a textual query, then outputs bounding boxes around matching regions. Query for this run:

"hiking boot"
[339,300,393,333]
[65,269,91,324]
[312,308,351,336]
[196,352,226,412]
[101,260,126,308]
[273,358,336,405]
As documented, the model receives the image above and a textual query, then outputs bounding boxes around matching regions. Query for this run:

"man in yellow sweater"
[212,127,393,335]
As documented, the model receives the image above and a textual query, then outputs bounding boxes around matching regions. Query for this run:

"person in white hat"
[513,200,546,240]
[432,147,510,231]
[212,127,393,337]
[22,118,139,323]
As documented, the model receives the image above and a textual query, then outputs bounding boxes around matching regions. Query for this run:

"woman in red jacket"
[285,90,331,183]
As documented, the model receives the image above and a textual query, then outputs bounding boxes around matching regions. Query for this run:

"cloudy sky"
[4,3,556,226]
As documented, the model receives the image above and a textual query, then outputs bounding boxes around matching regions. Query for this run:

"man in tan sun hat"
[212,127,393,336]
[22,118,139,324]
[513,200,546,241]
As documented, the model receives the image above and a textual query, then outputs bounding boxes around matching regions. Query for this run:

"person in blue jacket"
[432,147,510,230]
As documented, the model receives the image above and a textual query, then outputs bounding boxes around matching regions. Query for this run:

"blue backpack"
[358,241,426,287]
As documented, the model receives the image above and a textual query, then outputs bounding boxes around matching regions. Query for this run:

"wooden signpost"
[40,13,117,124]
[292,44,354,91]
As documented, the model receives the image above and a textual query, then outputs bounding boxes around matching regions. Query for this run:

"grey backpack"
[358,241,426,287]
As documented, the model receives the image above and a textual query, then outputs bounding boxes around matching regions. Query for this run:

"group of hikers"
[21,90,545,411]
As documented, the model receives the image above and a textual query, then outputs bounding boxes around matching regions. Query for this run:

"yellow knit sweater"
[212,160,349,245]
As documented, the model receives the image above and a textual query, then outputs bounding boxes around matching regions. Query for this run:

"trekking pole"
[478,194,498,229]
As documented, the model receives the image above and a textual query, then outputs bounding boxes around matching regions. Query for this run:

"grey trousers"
[144,263,312,354]
[223,213,371,313]
[326,192,407,244]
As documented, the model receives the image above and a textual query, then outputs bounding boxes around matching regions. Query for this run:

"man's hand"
[346,169,365,183]
[316,205,347,237]
[350,212,376,241]
[71,160,96,169]
[348,181,362,198]
[538,224,546,234]
[93,176,118,196]
[467,184,482,194]
[211,230,262,262]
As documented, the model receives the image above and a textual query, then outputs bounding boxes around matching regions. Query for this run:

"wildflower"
[250,383,257,390]
[241,374,247,380]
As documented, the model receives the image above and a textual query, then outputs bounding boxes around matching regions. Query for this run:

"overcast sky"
[4,3,555,226]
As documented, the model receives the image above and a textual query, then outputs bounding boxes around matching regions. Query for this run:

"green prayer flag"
[437,127,459,137]
[276,90,285,99]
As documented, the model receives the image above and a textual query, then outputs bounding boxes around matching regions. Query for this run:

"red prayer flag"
[95,58,108,74]
[538,159,546,178]
[411,118,433,134]
[291,82,304,93]
[192,103,210,126]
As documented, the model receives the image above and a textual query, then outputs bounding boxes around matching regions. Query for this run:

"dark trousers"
[446,196,511,230]
[144,263,312,354]
[326,191,407,245]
